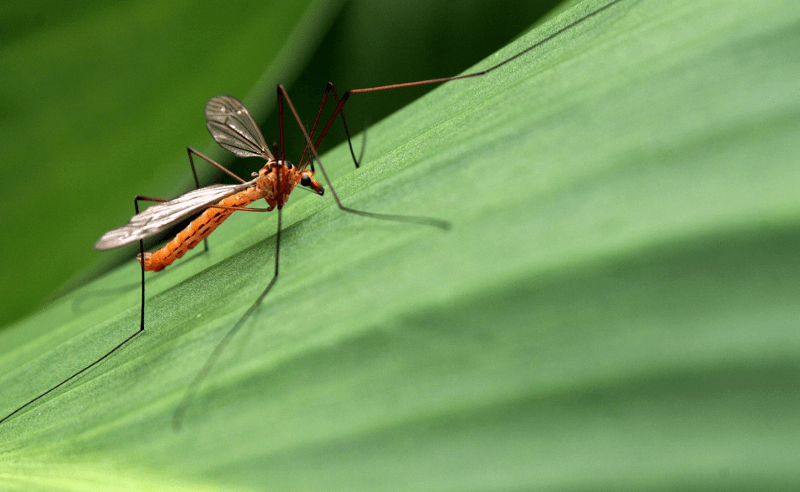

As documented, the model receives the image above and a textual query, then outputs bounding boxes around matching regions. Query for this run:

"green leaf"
[2,0,799,490]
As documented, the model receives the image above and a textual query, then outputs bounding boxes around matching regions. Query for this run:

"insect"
[0,0,624,427]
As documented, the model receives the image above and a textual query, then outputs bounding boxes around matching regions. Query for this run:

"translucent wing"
[205,96,272,160]
[94,181,255,250]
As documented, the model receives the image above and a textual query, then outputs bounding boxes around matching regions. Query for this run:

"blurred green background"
[0,0,559,328]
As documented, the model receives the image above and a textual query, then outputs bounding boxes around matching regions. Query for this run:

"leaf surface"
[1,1,799,490]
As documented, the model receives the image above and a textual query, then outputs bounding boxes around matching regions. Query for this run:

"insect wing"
[205,96,272,160]
[94,182,254,250]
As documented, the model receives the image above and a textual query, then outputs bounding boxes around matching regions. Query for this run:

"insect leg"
[278,84,450,230]
[0,196,165,425]
[297,82,363,171]
[172,206,282,430]
[0,302,145,425]
[187,147,248,184]
[187,147,249,253]
[308,0,625,169]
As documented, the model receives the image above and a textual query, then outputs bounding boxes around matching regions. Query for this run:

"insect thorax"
[254,161,303,208]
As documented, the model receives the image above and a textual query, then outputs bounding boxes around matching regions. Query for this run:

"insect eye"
[300,175,311,187]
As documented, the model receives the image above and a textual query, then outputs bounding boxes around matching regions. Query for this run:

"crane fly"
[0,0,625,428]
[94,95,326,269]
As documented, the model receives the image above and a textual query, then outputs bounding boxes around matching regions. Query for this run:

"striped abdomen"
[139,186,264,271]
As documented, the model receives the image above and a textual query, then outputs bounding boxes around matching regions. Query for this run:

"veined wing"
[205,96,272,160]
[94,181,255,250]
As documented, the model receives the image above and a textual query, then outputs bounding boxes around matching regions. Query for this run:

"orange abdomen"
[139,189,260,271]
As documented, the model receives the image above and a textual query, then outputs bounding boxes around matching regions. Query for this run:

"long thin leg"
[277,88,286,163]
[308,0,624,168]
[0,196,277,425]
[187,146,249,252]
[188,147,247,184]
[0,196,161,425]
[172,207,283,430]
[298,82,362,171]
[278,85,450,230]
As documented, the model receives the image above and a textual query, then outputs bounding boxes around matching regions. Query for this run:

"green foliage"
[1,0,799,489]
